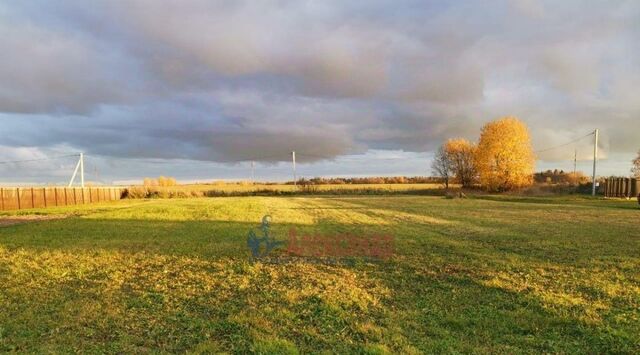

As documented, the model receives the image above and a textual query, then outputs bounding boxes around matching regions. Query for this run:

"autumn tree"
[431,145,452,189]
[444,138,477,187]
[143,176,177,187]
[143,177,156,187]
[475,116,535,191]
[632,150,640,178]
[157,176,177,187]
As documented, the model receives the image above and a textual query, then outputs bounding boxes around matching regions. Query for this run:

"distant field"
[0,195,638,353]
[140,182,446,193]
[123,183,451,198]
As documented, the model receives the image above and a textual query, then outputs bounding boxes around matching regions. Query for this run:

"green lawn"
[0,196,638,353]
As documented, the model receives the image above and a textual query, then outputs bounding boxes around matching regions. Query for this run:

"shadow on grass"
[0,218,259,259]
[471,194,640,211]
[329,196,640,266]
[379,260,638,353]
[0,214,638,353]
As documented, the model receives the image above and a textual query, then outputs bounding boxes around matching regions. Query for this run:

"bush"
[123,186,153,199]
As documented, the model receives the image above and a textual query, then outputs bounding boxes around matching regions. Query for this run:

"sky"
[0,0,638,185]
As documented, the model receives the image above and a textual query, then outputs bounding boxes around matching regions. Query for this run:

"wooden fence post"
[30,187,35,209]
[43,188,47,208]
[64,188,68,205]
[16,188,21,210]
[0,188,4,211]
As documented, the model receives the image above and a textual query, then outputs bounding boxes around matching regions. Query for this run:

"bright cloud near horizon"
[0,0,639,184]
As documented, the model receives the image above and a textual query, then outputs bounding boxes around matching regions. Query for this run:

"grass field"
[125,183,447,198]
[0,195,638,353]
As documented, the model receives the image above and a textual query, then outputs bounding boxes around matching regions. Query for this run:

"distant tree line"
[289,176,443,185]
[534,170,590,185]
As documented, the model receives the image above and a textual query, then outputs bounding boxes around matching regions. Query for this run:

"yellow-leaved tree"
[475,117,535,191]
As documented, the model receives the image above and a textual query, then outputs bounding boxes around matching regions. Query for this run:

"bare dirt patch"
[0,215,68,227]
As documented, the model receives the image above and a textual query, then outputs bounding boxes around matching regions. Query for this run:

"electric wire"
[0,154,80,165]
[534,132,594,153]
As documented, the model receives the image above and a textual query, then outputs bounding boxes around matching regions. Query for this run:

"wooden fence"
[0,187,124,211]
[602,178,639,198]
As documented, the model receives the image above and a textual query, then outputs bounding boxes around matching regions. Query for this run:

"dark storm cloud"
[0,0,639,175]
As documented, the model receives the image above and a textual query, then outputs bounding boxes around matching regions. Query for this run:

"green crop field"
[0,195,638,353]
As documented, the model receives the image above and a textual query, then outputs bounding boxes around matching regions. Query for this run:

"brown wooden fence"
[602,178,639,198]
[0,187,124,211]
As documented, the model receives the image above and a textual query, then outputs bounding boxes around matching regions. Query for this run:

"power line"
[0,154,80,165]
[88,153,290,164]
[534,132,594,154]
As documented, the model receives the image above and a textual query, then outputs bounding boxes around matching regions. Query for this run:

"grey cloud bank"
[0,0,639,182]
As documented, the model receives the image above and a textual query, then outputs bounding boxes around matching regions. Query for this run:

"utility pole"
[573,149,577,176]
[292,151,297,186]
[80,153,84,188]
[592,129,599,196]
[251,161,255,183]
[68,153,84,187]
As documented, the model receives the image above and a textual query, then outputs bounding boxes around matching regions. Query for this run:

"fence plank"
[0,187,122,211]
